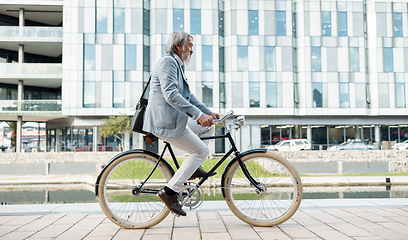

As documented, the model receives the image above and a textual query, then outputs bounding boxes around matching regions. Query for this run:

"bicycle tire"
[97,152,173,229]
[223,151,302,227]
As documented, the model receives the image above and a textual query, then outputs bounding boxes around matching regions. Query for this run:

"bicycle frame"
[136,130,263,195]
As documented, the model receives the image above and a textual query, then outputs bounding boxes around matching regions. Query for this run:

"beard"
[181,48,192,65]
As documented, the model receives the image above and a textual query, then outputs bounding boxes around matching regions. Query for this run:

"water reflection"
[1,185,407,205]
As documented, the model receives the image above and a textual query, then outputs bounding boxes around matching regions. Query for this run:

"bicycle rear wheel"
[223,151,302,227]
[97,152,173,229]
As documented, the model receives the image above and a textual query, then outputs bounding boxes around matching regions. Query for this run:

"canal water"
[1,185,407,205]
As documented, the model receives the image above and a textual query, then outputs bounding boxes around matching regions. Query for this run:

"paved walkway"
[0,198,407,240]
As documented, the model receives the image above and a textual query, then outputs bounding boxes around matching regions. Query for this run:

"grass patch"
[301,172,408,177]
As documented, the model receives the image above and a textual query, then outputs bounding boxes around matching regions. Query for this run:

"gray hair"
[165,31,194,54]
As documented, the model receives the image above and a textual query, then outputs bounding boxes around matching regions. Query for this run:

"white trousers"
[154,118,214,193]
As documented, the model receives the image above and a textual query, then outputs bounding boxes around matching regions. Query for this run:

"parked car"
[267,139,311,151]
[391,139,408,150]
[327,141,377,150]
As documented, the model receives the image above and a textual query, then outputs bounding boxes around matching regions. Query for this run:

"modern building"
[0,0,407,153]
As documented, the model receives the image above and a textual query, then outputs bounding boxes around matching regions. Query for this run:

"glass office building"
[1,0,408,152]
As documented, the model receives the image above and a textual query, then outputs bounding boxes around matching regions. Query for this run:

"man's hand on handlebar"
[197,112,219,127]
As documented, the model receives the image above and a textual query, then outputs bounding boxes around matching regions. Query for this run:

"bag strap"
[140,75,152,100]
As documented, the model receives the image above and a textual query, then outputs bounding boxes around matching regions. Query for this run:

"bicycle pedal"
[171,212,181,217]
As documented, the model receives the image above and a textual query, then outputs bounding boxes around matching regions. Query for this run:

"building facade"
[1,0,408,153]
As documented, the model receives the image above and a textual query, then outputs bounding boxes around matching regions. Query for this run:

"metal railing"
[0,63,62,79]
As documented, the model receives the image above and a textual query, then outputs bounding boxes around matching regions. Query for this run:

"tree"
[99,115,133,151]
[6,121,17,152]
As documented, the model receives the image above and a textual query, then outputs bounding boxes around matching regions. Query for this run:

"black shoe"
[188,168,217,180]
[157,188,187,216]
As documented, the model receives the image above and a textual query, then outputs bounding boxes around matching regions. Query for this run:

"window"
[173,9,184,31]
[202,80,213,108]
[378,83,389,108]
[202,45,212,71]
[384,47,393,72]
[350,47,359,72]
[340,82,350,108]
[237,46,248,71]
[96,7,108,33]
[266,82,277,108]
[338,12,347,36]
[114,8,125,33]
[143,45,150,72]
[265,46,276,71]
[83,81,96,108]
[248,10,259,35]
[232,82,243,107]
[312,82,323,108]
[190,9,201,35]
[125,44,136,71]
[396,74,405,108]
[276,10,286,36]
[113,81,125,108]
[393,12,403,37]
[311,47,321,72]
[84,44,95,70]
[249,81,260,107]
[321,11,331,36]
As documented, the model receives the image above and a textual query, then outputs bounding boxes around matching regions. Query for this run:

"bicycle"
[95,110,303,229]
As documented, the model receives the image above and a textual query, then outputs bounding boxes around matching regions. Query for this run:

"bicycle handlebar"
[214,110,234,124]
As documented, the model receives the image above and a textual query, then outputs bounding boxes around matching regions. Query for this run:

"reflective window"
[83,81,95,108]
[266,82,277,108]
[143,45,150,72]
[248,10,259,35]
[249,81,260,107]
[84,44,95,70]
[190,9,201,35]
[350,47,359,72]
[311,47,321,72]
[321,11,331,36]
[340,82,350,108]
[384,47,393,72]
[113,81,125,108]
[202,80,213,107]
[393,12,403,37]
[312,82,323,108]
[237,46,248,71]
[202,45,212,71]
[125,44,137,71]
[173,9,184,31]
[276,10,286,36]
[338,12,347,36]
[378,83,390,108]
[232,82,243,107]
[114,8,125,33]
[265,46,276,71]
[355,83,366,108]
[396,83,406,108]
[96,7,108,33]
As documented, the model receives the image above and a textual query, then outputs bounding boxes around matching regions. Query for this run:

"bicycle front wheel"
[97,152,173,229]
[223,151,302,227]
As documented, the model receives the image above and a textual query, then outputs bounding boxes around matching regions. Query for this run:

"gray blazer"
[142,54,212,138]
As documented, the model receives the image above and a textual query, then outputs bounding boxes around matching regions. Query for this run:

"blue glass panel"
[173,9,184,31]
[114,8,125,33]
[393,12,403,37]
[202,45,213,71]
[237,46,248,71]
[96,8,108,33]
[266,82,277,108]
[321,11,331,36]
[202,81,213,107]
[249,81,260,107]
[311,47,321,72]
[396,83,406,108]
[83,81,95,108]
[84,44,95,70]
[190,9,201,35]
[113,82,125,108]
[350,47,359,72]
[338,12,347,36]
[265,46,276,71]
[340,82,350,108]
[384,47,394,72]
[312,82,323,108]
[276,11,286,36]
[248,10,259,35]
[125,44,136,71]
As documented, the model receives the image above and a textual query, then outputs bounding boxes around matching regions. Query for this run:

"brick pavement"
[0,199,407,240]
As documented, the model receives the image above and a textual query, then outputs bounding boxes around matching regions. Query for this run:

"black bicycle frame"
[144,131,262,192]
